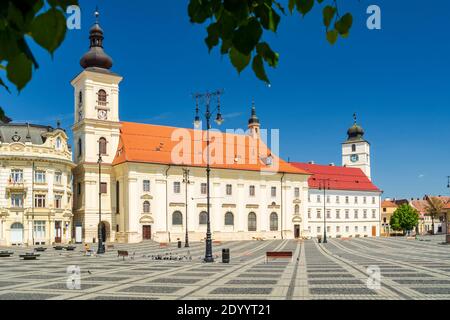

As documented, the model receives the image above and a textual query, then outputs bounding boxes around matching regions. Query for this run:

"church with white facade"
[69,15,382,244]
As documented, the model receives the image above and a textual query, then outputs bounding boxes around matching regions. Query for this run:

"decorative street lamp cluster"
[318,178,331,244]
[193,90,224,263]
[97,141,105,254]
[183,168,191,248]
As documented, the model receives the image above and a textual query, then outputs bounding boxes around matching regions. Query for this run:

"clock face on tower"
[350,154,359,163]
[97,109,108,120]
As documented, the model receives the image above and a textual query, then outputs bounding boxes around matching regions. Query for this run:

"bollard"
[222,248,230,263]
[177,240,182,248]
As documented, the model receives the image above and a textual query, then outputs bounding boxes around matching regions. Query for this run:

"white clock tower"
[342,114,371,180]
[71,10,122,243]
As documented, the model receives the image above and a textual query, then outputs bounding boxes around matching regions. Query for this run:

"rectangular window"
[249,185,255,196]
[308,209,311,219]
[54,172,62,185]
[10,169,23,183]
[336,196,340,203]
[316,209,321,219]
[336,209,341,219]
[372,197,376,204]
[355,226,359,232]
[345,226,349,232]
[354,196,358,204]
[34,194,46,208]
[363,210,367,219]
[326,196,330,203]
[100,182,107,194]
[55,195,62,209]
[34,170,46,184]
[226,184,232,196]
[33,221,46,240]
[308,194,311,202]
[363,196,367,204]
[11,193,23,208]
[326,210,331,219]
[336,226,340,233]
[317,226,321,233]
[294,187,300,198]
[173,182,181,194]
[372,209,376,219]
[345,210,349,219]
[316,195,321,203]
[345,196,349,204]
[271,186,276,197]
[327,226,331,233]
[364,226,367,232]
[143,180,150,192]
[354,210,359,219]
[201,183,207,195]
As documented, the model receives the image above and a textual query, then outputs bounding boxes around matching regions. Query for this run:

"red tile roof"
[112,122,308,175]
[290,162,381,192]
[382,200,398,208]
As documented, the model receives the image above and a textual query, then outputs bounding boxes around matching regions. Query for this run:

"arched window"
[97,89,107,106]
[77,138,82,157]
[99,137,107,155]
[270,212,278,231]
[172,211,182,225]
[225,212,234,226]
[56,137,62,150]
[248,212,257,231]
[199,211,207,225]
[143,201,150,213]
[295,204,299,214]
[352,144,356,152]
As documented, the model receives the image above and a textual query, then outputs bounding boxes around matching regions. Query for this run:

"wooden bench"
[265,251,293,263]
[0,251,13,258]
[20,253,40,260]
[117,250,129,260]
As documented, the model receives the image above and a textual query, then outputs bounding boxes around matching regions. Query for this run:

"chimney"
[308,161,315,164]
[329,163,335,166]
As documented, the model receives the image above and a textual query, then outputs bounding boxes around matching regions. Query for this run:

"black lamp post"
[97,145,105,254]
[193,90,224,263]
[318,179,330,244]
[183,168,190,248]
[447,176,450,242]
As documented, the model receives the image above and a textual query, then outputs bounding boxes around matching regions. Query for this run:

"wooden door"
[55,221,62,243]
[372,226,377,237]
[143,225,151,240]
[294,225,300,238]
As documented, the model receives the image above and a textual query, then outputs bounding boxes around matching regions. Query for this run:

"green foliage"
[188,0,353,83]
[390,204,420,233]
[0,0,78,118]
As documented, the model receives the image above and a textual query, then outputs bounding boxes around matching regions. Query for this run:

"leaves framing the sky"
[188,0,354,84]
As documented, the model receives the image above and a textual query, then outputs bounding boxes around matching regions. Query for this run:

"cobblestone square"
[0,235,449,300]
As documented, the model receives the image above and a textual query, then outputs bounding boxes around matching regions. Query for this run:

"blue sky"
[2,0,450,199]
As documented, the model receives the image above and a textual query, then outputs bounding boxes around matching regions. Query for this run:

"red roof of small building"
[382,200,398,208]
[112,122,308,175]
[291,162,381,192]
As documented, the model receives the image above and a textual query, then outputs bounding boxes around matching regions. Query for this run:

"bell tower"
[71,9,122,243]
[248,100,260,139]
[342,114,371,180]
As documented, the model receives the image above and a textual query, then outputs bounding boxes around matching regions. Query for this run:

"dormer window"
[56,137,62,150]
[97,89,108,106]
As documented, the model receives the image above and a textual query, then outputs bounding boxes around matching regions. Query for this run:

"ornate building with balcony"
[0,122,75,246]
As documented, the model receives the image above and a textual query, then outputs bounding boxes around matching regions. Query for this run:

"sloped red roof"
[291,162,381,192]
[382,200,398,208]
[112,122,308,175]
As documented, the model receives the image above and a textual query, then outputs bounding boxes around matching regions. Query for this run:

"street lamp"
[193,90,224,263]
[318,179,330,244]
[183,168,191,248]
[447,176,450,243]
[97,143,105,254]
